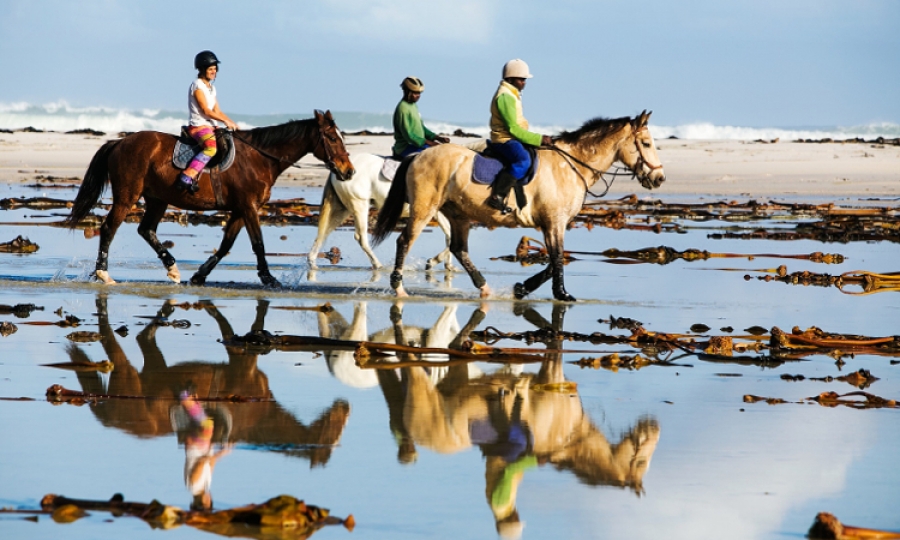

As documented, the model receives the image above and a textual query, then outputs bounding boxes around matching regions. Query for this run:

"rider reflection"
[177,389,233,511]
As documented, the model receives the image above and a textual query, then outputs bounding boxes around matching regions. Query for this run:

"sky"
[1,0,898,128]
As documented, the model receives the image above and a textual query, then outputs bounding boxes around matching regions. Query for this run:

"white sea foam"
[1,101,897,141]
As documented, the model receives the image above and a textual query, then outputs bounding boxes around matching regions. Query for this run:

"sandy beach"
[0,130,898,198]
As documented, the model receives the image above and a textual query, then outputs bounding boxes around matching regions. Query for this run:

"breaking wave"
[1,101,897,141]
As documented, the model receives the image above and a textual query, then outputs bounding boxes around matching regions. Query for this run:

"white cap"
[502,59,533,79]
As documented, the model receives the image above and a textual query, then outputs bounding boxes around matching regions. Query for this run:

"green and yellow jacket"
[489,81,543,146]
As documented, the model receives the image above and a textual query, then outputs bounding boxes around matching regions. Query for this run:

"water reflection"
[66,295,350,510]
[321,301,661,538]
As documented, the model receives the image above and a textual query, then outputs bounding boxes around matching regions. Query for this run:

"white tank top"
[188,79,218,127]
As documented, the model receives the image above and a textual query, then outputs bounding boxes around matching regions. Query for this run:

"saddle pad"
[172,129,235,173]
[471,154,505,185]
[380,156,401,182]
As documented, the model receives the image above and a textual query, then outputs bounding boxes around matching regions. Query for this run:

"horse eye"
[642,142,651,148]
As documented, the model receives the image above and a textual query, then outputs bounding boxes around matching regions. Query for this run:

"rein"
[544,144,614,198]
[232,127,338,172]
[546,125,662,198]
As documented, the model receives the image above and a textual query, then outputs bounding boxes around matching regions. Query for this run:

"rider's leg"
[179,126,217,193]
[487,140,530,213]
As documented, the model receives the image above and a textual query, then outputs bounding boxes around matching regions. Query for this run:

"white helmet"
[502,59,533,79]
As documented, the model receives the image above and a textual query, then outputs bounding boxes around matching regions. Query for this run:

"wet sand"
[1,131,898,197]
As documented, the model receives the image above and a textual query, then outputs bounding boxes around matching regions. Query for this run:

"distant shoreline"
[1,131,898,197]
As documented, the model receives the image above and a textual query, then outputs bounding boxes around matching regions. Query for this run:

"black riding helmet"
[194,50,220,71]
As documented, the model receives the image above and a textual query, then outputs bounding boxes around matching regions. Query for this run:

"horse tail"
[65,139,120,228]
[371,156,413,246]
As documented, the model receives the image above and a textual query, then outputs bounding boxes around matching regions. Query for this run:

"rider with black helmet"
[177,50,238,193]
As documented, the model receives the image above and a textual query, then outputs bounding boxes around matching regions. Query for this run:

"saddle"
[472,143,539,211]
[471,143,539,186]
[172,127,236,173]
[379,156,402,182]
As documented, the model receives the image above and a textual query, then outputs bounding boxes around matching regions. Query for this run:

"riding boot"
[177,172,198,194]
[487,170,517,214]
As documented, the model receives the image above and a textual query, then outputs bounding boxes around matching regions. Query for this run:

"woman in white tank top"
[178,50,239,194]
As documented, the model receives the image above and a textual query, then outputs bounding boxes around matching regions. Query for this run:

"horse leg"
[243,211,280,288]
[426,211,457,272]
[513,225,575,300]
[308,179,351,269]
[447,219,491,298]
[513,266,553,300]
[190,214,244,285]
[348,196,382,269]
[390,217,431,298]
[137,198,180,283]
[94,201,133,285]
[546,224,576,302]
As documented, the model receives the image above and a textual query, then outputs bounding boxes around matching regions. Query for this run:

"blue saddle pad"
[472,151,539,186]
[472,154,505,185]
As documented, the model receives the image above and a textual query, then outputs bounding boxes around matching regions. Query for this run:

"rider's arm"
[194,88,238,129]
[496,93,542,147]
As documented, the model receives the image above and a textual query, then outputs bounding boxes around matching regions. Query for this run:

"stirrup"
[177,174,198,194]
[487,195,512,214]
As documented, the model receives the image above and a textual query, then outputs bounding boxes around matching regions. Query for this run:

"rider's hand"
[541,135,553,146]
[436,136,450,144]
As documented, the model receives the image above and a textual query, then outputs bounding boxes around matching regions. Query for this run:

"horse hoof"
[166,264,181,283]
[190,274,206,286]
[479,285,492,299]
[95,270,116,285]
[513,283,527,299]
[261,276,281,288]
[395,285,409,298]
[555,291,577,302]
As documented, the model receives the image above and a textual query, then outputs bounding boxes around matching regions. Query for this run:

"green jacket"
[392,100,436,156]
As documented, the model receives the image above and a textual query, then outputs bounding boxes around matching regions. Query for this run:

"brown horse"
[372,111,666,301]
[65,110,354,287]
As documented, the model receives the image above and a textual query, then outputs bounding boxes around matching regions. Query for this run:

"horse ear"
[642,110,651,127]
[314,109,325,122]
[325,110,334,121]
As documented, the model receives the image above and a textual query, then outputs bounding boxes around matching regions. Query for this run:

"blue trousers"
[491,140,531,180]
[394,144,429,159]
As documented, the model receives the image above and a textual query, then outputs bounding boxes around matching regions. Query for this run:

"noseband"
[631,127,663,174]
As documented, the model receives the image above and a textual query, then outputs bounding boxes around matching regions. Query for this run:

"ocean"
[1,100,898,141]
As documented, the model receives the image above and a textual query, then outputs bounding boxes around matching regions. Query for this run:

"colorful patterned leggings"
[182,125,218,180]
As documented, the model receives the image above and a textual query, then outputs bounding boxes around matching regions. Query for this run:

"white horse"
[307,153,456,271]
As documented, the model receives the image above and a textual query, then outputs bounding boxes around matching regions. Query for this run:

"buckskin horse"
[372,111,666,301]
[65,110,354,287]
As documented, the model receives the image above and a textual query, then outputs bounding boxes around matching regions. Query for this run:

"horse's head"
[619,110,665,190]
[314,110,355,180]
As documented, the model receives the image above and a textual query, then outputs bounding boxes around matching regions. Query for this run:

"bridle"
[631,126,664,175]
[546,124,662,197]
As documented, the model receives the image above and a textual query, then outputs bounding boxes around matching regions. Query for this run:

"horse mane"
[239,118,317,149]
[554,116,631,148]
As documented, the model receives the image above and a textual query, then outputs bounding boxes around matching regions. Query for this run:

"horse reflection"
[67,295,350,508]
[378,303,660,537]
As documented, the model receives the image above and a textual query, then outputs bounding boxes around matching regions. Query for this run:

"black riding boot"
[177,172,199,194]
[486,170,517,214]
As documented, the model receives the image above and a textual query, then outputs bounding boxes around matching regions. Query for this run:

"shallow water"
[1,185,898,539]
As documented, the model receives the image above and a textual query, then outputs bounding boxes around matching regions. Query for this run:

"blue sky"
[1,0,898,127]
